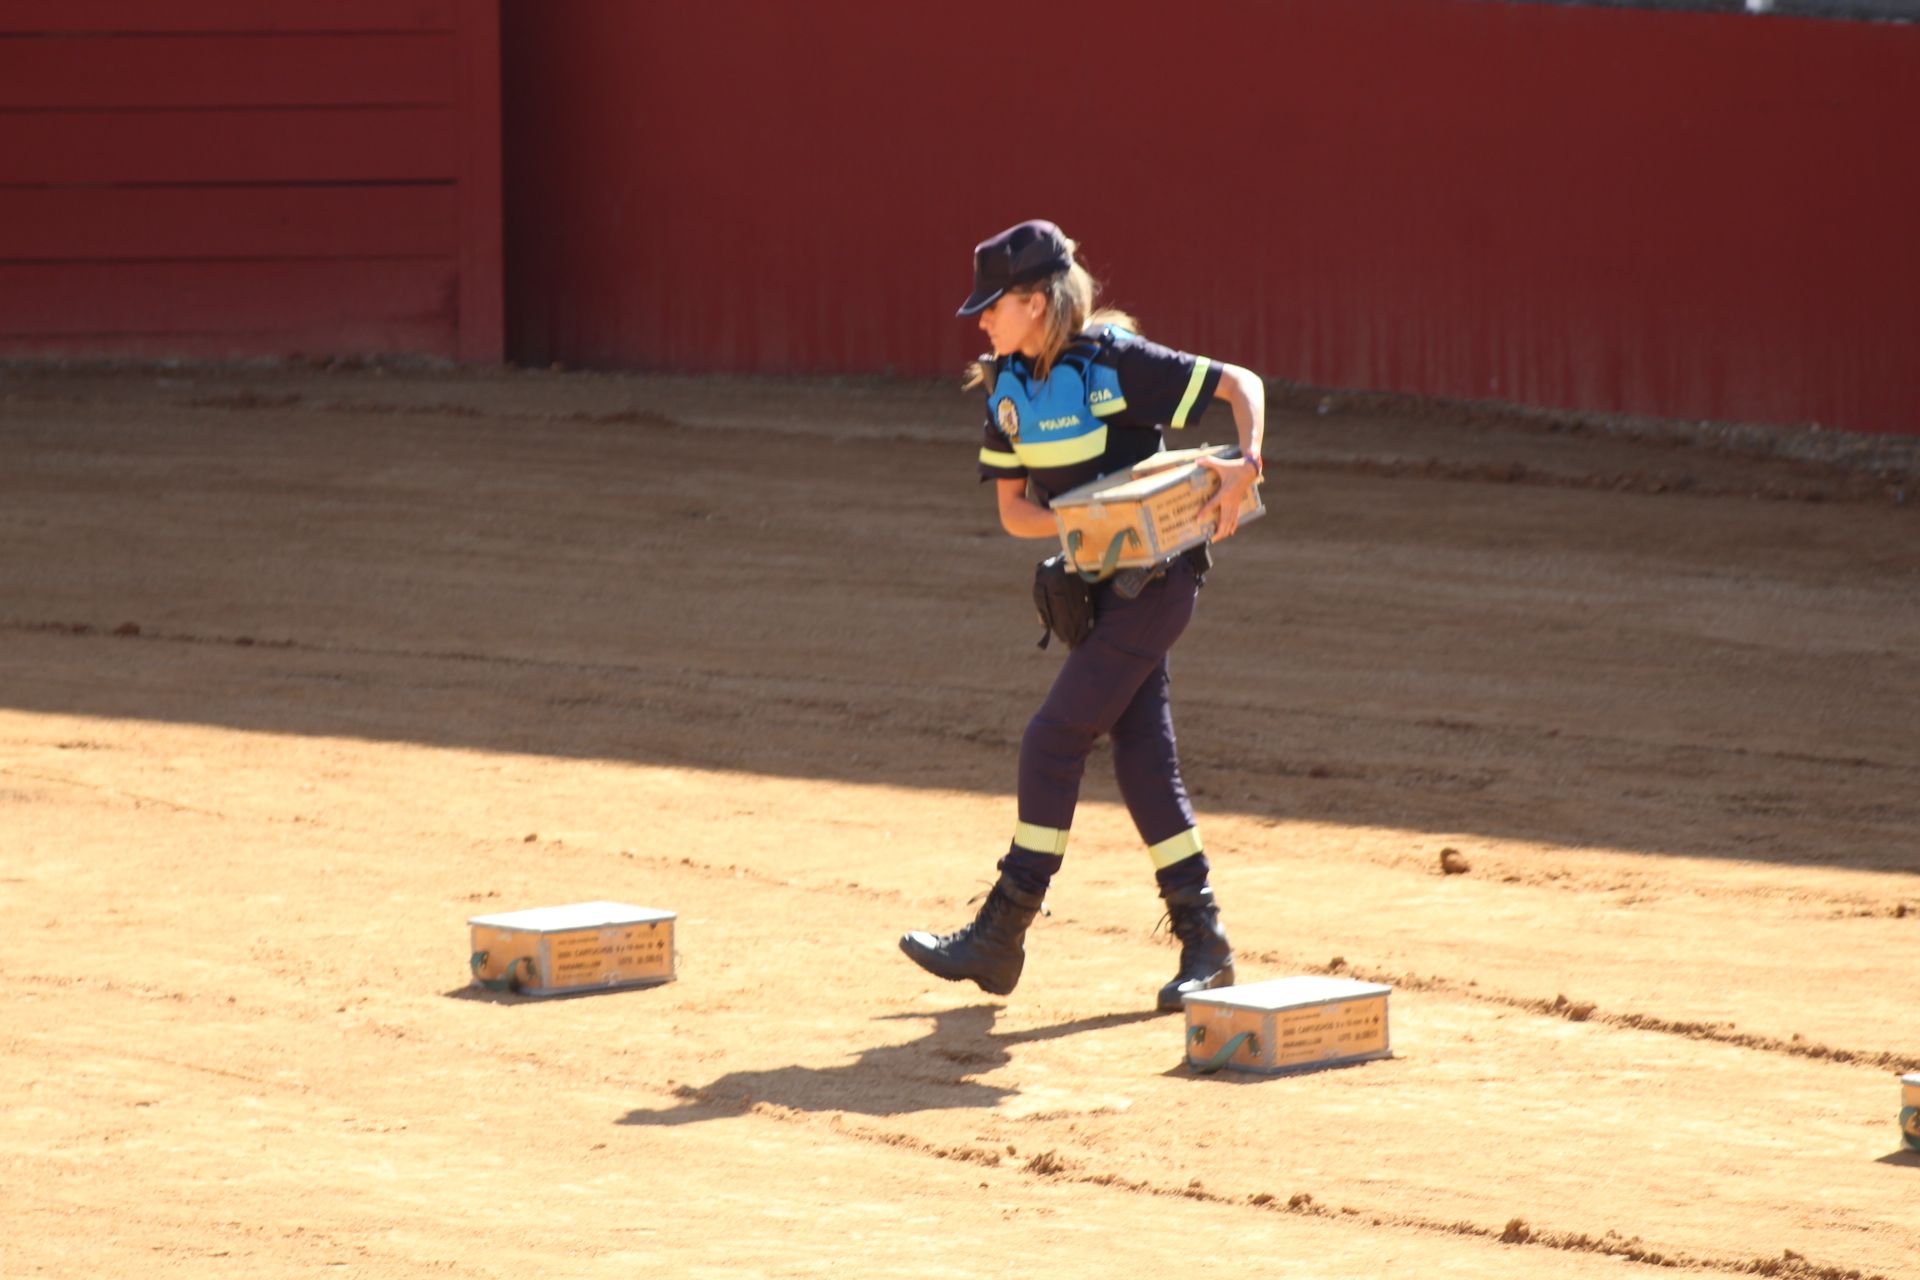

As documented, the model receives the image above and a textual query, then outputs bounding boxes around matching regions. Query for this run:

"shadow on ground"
[616,1005,1166,1126]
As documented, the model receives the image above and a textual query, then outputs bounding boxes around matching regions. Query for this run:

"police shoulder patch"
[996,396,1021,441]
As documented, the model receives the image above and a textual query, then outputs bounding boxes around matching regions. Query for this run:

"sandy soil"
[2,364,1917,1279]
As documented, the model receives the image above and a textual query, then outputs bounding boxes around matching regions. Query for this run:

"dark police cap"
[955,220,1072,317]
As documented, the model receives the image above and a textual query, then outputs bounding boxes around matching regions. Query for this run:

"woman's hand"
[1196,455,1260,539]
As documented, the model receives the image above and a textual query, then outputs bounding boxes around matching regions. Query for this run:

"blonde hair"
[964,235,1140,390]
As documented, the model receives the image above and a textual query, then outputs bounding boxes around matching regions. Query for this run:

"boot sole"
[898,933,1019,997]
[1156,962,1236,1012]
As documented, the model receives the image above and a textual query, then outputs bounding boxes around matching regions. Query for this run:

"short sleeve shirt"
[975,329,1224,501]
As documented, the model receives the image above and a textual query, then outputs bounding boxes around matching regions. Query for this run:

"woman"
[899,219,1266,1010]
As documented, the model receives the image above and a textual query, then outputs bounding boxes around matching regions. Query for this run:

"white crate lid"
[1905,1073,1920,1086]
[1182,975,1391,1011]
[1049,445,1240,508]
[468,901,676,931]
[1052,465,1201,507]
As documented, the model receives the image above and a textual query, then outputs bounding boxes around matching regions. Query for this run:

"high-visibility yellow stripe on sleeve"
[1147,827,1204,869]
[1090,396,1129,418]
[1013,822,1070,856]
[979,447,1020,469]
[1169,357,1212,429]
[1012,426,1107,468]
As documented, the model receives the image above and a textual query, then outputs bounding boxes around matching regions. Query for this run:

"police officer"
[899,220,1265,1010]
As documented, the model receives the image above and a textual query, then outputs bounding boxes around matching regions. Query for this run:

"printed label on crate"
[1147,476,1217,544]
[1268,997,1389,1067]
[547,924,672,985]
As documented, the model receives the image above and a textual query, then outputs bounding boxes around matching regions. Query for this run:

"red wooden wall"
[501,0,1919,434]
[0,0,502,361]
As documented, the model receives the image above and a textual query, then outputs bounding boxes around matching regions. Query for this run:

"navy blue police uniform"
[976,325,1223,900]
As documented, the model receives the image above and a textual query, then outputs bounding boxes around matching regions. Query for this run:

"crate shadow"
[439,980,674,1005]
[616,1004,1166,1126]
[1159,1051,1398,1083]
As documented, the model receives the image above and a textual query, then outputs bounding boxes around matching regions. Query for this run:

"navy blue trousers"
[1010,557,1203,875]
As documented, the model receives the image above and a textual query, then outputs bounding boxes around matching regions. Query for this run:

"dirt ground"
[2,363,1917,1279]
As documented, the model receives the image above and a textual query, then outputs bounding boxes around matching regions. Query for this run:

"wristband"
[1242,451,1264,476]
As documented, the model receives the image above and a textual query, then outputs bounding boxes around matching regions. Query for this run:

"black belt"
[1110,543,1213,599]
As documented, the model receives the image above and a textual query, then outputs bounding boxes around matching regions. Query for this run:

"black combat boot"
[899,876,1045,997]
[1157,882,1235,1010]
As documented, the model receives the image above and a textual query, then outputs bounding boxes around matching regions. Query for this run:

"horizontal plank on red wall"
[4,108,460,184]
[0,185,459,261]
[0,33,457,109]
[0,319,456,359]
[0,259,458,338]
[0,1,455,34]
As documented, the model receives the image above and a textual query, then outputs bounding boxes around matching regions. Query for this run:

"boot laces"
[933,884,1044,948]
[1158,901,1230,983]
[965,884,1048,918]
[1156,901,1214,946]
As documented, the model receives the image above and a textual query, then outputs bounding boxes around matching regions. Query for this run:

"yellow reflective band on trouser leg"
[1170,357,1213,429]
[1147,827,1204,870]
[1013,822,1070,857]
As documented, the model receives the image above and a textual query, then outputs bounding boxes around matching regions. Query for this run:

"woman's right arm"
[996,479,1059,539]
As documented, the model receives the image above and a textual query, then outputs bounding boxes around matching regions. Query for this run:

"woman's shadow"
[618,1003,1163,1126]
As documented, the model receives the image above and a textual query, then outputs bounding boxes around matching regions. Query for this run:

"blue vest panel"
[990,339,1129,472]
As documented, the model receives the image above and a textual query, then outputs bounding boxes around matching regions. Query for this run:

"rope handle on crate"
[1064,526,1142,583]
[1188,1024,1258,1075]
[470,951,535,993]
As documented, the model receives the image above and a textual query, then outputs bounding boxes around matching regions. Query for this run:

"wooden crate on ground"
[1183,976,1392,1075]
[1049,445,1264,577]
[468,901,676,997]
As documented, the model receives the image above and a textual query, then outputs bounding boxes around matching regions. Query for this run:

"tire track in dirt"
[9,616,1913,796]
[657,1091,1903,1280]
[12,378,1914,508]
[1181,702,1916,786]
[546,842,1920,1076]
[14,1030,290,1089]
[0,618,994,701]
[9,618,1905,1073]
[16,619,1910,766]
[21,842,1901,1279]
[1284,454,1913,509]
[9,615,1911,1080]
[1285,956,1919,1076]
[0,763,230,818]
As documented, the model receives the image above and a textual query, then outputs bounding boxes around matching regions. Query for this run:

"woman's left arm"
[1197,362,1266,538]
